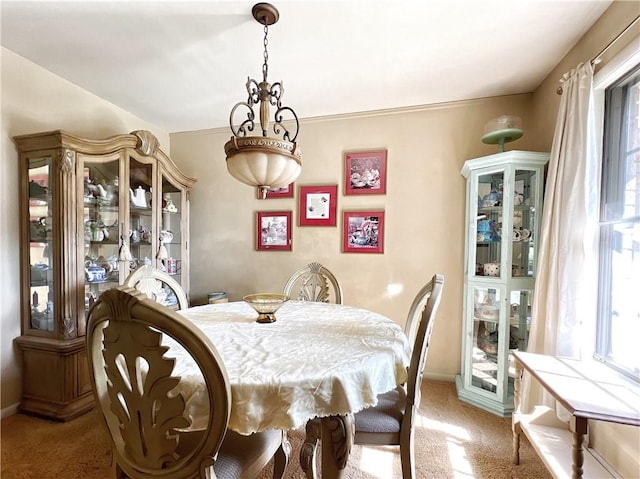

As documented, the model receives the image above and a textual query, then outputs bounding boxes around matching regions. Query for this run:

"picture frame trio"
[255,149,387,253]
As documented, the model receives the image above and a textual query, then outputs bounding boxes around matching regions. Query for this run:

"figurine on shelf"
[139,224,150,243]
[163,194,178,213]
[514,191,525,206]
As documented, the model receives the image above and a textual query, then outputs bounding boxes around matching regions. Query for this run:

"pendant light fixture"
[225,2,302,199]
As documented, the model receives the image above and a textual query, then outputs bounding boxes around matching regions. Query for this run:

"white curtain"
[522,62,600,412]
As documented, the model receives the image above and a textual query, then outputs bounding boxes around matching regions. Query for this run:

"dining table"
[168,299,412,479]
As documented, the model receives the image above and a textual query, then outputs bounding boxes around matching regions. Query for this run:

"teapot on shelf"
[84,262,106,283]
[130,186,151,208]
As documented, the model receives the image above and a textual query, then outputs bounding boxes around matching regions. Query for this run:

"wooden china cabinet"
[14,130,196,420]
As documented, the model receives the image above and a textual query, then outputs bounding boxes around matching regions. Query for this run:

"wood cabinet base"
[14,335,94,421]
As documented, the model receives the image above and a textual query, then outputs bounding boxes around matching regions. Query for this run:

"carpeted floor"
[1,380,549,478]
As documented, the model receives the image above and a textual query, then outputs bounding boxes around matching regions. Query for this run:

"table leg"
[570,416,588,479]
[320,414,354,479]
[300,419,321,479]
[512,361,522,465]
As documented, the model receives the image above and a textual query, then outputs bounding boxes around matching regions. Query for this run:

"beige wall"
[0,47,169,413]
[170,94,537,381]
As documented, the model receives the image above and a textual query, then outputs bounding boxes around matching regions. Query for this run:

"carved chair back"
[283,262,343,304]
[86,286,229,478]
[124,264,188,310]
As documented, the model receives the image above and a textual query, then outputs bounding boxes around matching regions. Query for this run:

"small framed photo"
[299,185,338,226]
[344,149,387,195]
[256,211,292,251]
[342,210,385,253]
[259,183,294,199]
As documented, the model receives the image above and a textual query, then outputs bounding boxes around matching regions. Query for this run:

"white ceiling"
[1,0,612,133]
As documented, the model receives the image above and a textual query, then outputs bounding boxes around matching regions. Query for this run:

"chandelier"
[225,2,302,199]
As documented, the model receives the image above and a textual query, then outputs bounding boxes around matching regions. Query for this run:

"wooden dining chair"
[353,273,444,479]
[86,286,290,479]
[300,274,444,479]
[283,262,343,304]
[124,263,188,310]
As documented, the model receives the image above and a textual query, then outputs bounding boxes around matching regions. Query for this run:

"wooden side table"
[512,351,640,479]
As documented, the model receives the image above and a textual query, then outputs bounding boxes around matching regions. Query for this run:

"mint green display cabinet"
[455,150,549,417]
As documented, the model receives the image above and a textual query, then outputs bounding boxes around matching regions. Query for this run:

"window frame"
[593,44,640,382]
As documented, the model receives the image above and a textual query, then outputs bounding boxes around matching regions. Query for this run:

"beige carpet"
[1,381,549,478]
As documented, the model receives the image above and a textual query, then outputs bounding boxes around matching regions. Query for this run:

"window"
[596,63,640,381]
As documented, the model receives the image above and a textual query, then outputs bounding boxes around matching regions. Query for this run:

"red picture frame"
[259,183,294,199]
[256,211,292,251]
[298,185,338,226]
[344,149,387,195]
[342,210,385,253]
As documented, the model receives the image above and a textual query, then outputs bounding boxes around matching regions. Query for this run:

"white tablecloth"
[169,300,411,435]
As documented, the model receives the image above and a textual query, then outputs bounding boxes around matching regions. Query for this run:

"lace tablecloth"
[171,300,411,435]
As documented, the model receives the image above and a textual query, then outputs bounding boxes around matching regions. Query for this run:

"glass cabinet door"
[159,174,183,282]
[27,158,54,332]
[81,155,122,315]
[471,286,503,394]
[511,168,540,278]
[475,170,505,278]
[469,286,533,398]
[129,156,155,273]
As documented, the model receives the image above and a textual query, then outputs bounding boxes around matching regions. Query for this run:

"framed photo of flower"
[259,183,294,199]
[256,211,292,251]
[298,185,338,226]
[342,210,385,253]
[344,149,387,195]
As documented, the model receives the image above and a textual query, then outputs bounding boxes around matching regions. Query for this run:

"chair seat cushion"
[354,385,406,434]
[215,429,282,479]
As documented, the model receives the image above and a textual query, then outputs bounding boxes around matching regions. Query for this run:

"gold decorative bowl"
[243,293,290,323]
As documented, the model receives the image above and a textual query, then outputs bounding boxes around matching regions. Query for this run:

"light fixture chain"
[262,24,269,82]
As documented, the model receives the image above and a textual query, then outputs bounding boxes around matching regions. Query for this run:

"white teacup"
[512,229,521,242]
[520,228,531,241]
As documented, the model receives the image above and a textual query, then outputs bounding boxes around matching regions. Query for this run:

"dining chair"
[86,286,290,479]
[300,274,444,479]
[124,263,188,310]
[354,273,444,478]
[283,261,343,304]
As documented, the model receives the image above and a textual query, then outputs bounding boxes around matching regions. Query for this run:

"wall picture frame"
[256,211,292,251]
[259,183,294,199]
[342,210,385,253]
[344,149,387,195]
[298,185,338,226]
